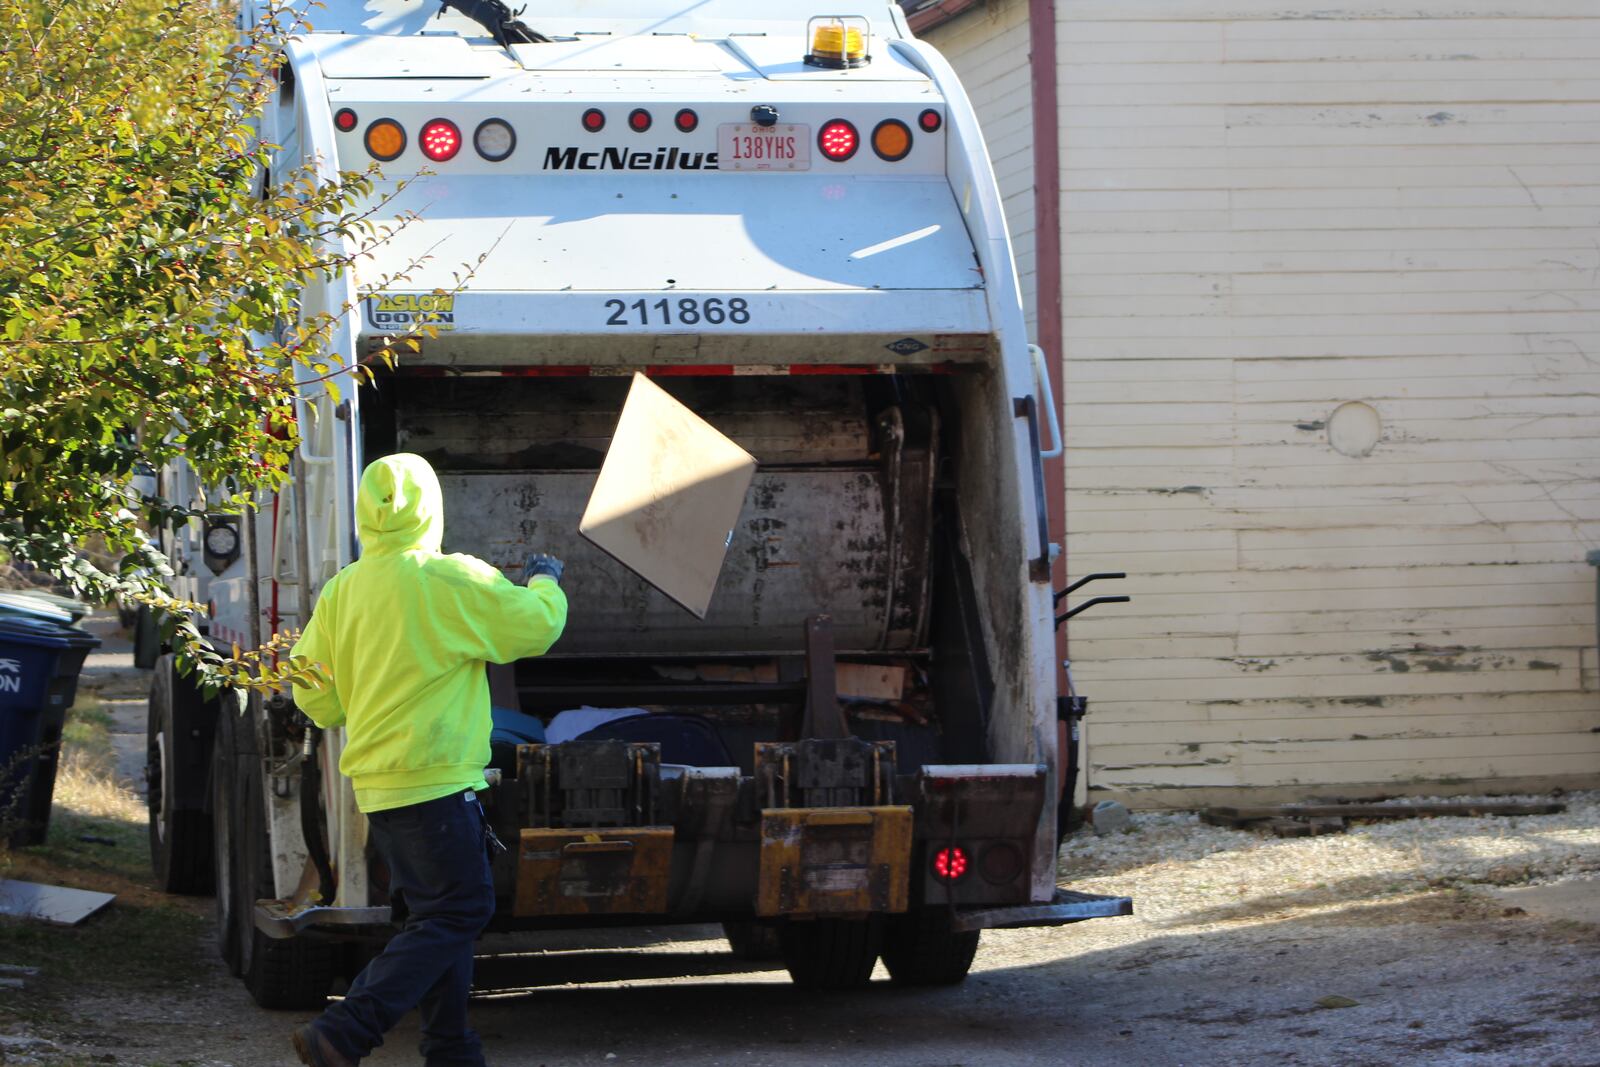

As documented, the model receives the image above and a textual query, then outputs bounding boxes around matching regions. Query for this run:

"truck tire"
[779,919,881,990]
[881,910,980,986]
[146,655,216,895]
[211,703,242,975]
[233,712,335,1010]
[723,920,782,962]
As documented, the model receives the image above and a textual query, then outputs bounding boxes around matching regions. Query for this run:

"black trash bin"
[0,614,101,847]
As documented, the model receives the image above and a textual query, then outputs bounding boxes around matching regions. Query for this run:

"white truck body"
[151,0,1129,1005]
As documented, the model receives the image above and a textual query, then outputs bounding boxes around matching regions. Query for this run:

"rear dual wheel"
[147,655,215,894]
[881,910,980,986]
[779,919,881,990]
[211,696,335,1009]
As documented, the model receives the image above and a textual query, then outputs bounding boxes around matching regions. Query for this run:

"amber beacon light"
[804,15,870,69]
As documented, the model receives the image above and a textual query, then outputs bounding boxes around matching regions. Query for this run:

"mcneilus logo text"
[543,146,719,171]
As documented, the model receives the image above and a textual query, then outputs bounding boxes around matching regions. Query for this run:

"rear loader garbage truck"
[146,0,1132,1007]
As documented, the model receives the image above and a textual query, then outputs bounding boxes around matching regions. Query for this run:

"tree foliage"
[0,0,393,691]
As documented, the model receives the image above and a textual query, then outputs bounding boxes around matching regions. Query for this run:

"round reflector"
[474,118,516,162]
[872,119,912,162]
[582,108,606,132]
[675,108,699,133]
[919,108,942,133]
[979,842,1024,885]
[629,108,652,133]
[817,119,859,162]
[419,119,461,162]
[932,846,969,882]
[364,119,406,162]
[334,108,358,132]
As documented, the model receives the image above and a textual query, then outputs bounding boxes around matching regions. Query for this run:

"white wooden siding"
[921,0,1039,339]
[1058,0,1600,805]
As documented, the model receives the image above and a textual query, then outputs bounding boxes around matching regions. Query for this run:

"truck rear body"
[160,0,1129,1001]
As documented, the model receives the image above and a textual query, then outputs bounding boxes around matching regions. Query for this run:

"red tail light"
[818,119,859,162]
[334,108,358,132]
[932,846,969,882]
[675,108,699,133]
[919,108,942,133]
[582,108,606,132]
[419,119,461,162]
[629,108,652,132]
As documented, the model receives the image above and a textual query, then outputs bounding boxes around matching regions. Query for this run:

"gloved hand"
[521,553,565,586]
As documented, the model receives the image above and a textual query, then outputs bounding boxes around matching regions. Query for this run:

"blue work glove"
[521,553,564,586]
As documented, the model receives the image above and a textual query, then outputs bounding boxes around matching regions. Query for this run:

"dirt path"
[38,888,1597,1067]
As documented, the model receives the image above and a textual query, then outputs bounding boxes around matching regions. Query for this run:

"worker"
[287,452,567,1067]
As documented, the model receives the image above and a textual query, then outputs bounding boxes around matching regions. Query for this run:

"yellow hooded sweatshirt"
[290,453,567,812]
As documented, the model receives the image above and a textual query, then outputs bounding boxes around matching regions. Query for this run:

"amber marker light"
[364,119,406,162]
[872,119,912,162]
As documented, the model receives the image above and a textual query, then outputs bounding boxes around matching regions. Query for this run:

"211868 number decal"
[604,297,751,327]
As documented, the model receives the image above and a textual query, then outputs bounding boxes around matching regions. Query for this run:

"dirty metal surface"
[755,806,912,917]
[439,468,903,654]
[513,827,674,917]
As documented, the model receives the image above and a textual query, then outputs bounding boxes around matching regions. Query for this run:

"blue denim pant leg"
[312,790,495,1067]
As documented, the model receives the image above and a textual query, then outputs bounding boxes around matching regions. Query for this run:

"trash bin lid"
[0,589,89,622]
[0,614,97,651]
[0,591,77,626]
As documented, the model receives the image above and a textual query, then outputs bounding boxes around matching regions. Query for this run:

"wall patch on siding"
[1327,401,1382,458]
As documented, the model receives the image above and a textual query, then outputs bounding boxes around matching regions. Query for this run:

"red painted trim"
[907,0,987,33]
[648,364,734,376]
[1029,0,1067,671]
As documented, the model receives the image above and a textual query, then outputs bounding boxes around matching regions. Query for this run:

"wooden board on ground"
[579,373,758,619]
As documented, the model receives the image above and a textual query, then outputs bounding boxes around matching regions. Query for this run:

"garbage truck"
[145,0,1132,1008]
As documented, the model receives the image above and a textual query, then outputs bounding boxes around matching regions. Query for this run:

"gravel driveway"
[22,793,1595,1067]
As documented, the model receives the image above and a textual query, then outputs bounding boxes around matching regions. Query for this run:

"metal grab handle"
[1013,394,1055,583]
[1028,343,1063,460]
[1055,595,1132,630]
[1054,571,1127,606]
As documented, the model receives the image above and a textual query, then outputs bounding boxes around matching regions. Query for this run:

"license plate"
[717,124,810,171]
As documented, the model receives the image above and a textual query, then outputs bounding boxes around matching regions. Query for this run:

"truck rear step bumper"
[257,888,1133,940]
[948,889,1133,933]
[256,899,392,939]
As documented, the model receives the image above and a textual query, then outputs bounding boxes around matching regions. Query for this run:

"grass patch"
[1,682,208,1032]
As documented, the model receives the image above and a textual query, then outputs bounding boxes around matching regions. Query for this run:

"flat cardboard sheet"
[0,879,115,926]
[579,374,757,618]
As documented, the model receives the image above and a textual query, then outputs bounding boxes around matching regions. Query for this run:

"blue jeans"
[312,789,496,1067]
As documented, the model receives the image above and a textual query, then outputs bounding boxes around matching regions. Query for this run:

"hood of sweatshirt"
[356,453,444,555]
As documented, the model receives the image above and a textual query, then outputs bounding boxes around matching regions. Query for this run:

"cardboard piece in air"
[579,373,757,618]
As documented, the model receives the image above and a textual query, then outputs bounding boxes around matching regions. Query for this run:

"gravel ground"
[1062,791,1600,927]
[9,791,1593,1067]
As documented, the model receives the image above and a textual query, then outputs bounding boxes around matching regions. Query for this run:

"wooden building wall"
[931,0,1600,806]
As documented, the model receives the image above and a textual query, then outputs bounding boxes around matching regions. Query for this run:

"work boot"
[292,1024,358,1067]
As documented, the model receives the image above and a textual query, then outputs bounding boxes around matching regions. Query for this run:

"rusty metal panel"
[755,806,912,917]
[513,827,674,917]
